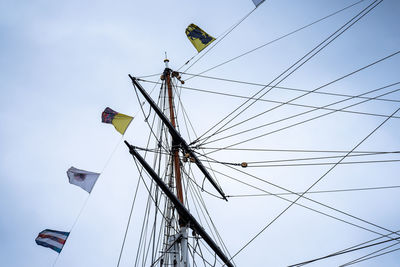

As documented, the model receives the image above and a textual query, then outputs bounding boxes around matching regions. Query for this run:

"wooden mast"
[164,58,185,205]
[127,61,233,266]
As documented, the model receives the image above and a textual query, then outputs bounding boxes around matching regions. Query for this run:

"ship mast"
[127,60,233,267]
[164,57,189,266]
[164,58,185,206]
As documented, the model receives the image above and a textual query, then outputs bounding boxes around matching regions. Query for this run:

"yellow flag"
[112,113,133,135]
[185,24,215,53]
[102,107,133,135]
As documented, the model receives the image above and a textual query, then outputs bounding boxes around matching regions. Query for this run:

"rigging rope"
[183,0,366,82]
[228,104,400,263]
[199,51,400,146]
[226,185,400,198]
[141,77,400,104]
[192,0,383,147]
[204,85,400,155]
[198,147,400,154]
[340,245,400,266]
[140,79,400,120]
[195,150,400,165]
[339,242,400,267]
[179,6,258,73]
[293,229,400,266]
[288,237,400,266]
[199,153,400,240]
[208,165,394,238]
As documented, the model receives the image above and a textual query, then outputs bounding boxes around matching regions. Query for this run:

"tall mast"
[163,58,185,206]
[127,60,232,267]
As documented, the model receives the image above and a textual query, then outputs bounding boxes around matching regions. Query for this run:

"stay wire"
[198,147,400,154]
[288,236,400,266]
[132,80,169,152]
[132,158,180,256]
[198,153,400,239]
[181,164,224,199]
[192,0,382,147]
[140,79,400,121]
[294,230,400,266]
[183,0,366,82]
[130,84,178,266]
[339,242,400,266]
[117,110,162,266]
[166,77,234,262]
[345,246,400,266]
[205,85,400,155]
[141,78,400,104]
[200,64,400,146]
[241,159,400,168]
[116,166,141,267]
[137,73,163,79]
[206,165,393,239]
[185,167,234,262]
[341,247,400,266]
[195,150,400,165]
[226,185,400,198]
[180,7,258,73]
[228,104,400,263]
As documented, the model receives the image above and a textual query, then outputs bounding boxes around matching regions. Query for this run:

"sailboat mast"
[163,58,185,206]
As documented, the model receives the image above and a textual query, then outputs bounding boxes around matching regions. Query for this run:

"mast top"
[164,52,169,68]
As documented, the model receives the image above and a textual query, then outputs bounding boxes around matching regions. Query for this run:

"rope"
[140,77,400,104]
[179,7,258,73]
[193,0,383,146]
[195,150,400,165]
[290,229,400,266]
[339,242,400,266]
[205,86,400,155]
[140,79,400,120]
[200,156,400,239]
[288,237,400,266]
[208,166,393,238]
[183,0,366,82]
[226,185,400,198]
[200,51,400,146]
[229,104,400,263]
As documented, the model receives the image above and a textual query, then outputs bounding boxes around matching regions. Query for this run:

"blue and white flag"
[35,229,70,253]
[67,167,100,193]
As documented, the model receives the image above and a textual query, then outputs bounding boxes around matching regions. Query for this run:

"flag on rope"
[252,0,265,7]
[101,107,133,135]
[185,24,215,53]
[67,167,100,193]
[35,229,70,253]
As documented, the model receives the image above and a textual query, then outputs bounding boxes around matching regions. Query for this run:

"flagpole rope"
[178,6,257,72]
[192,0,382,147]
[182,0,366,83]
[51,135,124,267]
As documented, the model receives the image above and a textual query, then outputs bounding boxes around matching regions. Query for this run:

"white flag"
[67,167,100,193]
[252,0,265,7]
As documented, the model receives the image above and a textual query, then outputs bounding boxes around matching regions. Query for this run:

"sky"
[1,0,400,266]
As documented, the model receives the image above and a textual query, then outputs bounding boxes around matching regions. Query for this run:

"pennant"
[252,0,265,7]
[102,107,133,135]
[67,167,100,193]
[35,229,70,253]
[185,24,215,53]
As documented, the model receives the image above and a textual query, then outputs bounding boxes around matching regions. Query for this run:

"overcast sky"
[1,0,400,266]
